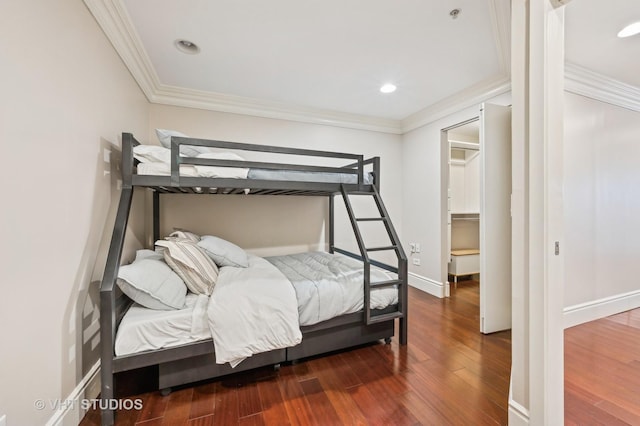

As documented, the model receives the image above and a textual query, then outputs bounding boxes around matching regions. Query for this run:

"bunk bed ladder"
[339,185,408,344]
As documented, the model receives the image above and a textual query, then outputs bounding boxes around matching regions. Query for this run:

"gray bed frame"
[100,133,408,425]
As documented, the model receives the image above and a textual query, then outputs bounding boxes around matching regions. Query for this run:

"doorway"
[441,104,512,334]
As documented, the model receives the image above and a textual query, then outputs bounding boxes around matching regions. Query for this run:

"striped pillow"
[155,239,218,295]
[168,229,201,243]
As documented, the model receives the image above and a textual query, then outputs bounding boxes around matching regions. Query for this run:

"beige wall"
[563,92,640,307]
[146,105,404,262]
[0,1,148,424]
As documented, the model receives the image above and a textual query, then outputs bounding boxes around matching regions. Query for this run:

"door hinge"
[555,241,560,256]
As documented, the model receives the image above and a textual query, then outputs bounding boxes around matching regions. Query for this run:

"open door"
[479,103,512,334]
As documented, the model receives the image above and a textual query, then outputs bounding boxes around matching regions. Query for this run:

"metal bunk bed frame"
[100,132,408,425]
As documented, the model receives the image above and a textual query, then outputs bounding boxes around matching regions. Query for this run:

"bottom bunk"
[101,242,402,425]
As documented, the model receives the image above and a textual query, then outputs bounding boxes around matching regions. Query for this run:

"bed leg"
[100,362,115,425]
[384,337,392,345]
[273,363,281,372]
[160,387,172,397]
[399,317,408,345]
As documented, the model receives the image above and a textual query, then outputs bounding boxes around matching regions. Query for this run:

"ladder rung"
[366,245,397,252]
[370,279,402,289]
[368,311,403,324]
[356,217,387,222]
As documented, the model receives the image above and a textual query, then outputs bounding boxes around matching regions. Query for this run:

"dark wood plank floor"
[82,282,512,425]
[565,307,640,425]
[81,282,640,425]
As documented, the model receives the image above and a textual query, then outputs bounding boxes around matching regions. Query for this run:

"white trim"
[401,75,511,133]
[508,371,530,425]
[563,290,640,329]
[46,361,101,426]
[151,84,403,134]
[565,62,640,112]
[508,399,531,425]
[85,0,517,135]
[83,0,403,134]
[408,272,447,298]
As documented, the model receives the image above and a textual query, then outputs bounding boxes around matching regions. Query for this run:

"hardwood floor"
[81,282,640,425]
[565,308,640,425]
[81,282,512,425]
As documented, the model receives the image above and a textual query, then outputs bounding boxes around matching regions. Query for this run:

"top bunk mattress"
[135,162,373,184]
[130,140,375,188]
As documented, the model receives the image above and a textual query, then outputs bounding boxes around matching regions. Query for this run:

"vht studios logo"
[34,398,143,411]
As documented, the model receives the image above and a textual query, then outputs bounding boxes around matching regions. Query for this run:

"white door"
[479,103,512,334]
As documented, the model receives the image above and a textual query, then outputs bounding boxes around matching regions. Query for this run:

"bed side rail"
[343,157,381,187]
[167,136,367,188]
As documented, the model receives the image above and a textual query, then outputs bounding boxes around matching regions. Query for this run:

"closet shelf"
[451,212,480,220]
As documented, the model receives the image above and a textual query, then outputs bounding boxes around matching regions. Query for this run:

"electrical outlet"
[409,243,416,253]
[412,258,421,266]
[415,243,421,253]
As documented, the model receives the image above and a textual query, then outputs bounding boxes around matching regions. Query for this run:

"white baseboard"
[46,361,101,426]
[508,400,530,426]
[508,374,530,425]
[408,272,447,298]
[564,289,640,329]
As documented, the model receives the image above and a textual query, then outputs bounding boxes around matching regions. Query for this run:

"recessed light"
[380,83,397,94]
[617,21,640,38]
[175,39,200,54]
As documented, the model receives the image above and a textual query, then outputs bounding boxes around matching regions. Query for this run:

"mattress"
[247,169,373,184]
[266,251,398,326]
[115,293,210,356]
[136,162,372,184]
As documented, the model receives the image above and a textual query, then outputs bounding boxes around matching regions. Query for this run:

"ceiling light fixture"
[175,39,200,54]
[617,21,640,38]
[380,83,397,94]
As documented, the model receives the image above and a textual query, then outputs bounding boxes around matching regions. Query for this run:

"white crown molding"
[84,0,403,134]
[565,62,640,112]
[151,83,403,134]
[401,74,511,133]
[85,0,514,136]
[84,0,161,99]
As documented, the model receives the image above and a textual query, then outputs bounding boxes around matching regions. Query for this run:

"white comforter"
[207,255,302,367]
[266,252,399,326]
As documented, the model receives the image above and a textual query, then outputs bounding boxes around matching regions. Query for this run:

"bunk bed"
[100,132,408,425]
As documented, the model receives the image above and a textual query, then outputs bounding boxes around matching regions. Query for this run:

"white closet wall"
[450,148,480,251]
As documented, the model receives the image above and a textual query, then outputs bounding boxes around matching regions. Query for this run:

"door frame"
[440,117,480,298]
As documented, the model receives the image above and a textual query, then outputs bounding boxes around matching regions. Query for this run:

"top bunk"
[122,132,381,196]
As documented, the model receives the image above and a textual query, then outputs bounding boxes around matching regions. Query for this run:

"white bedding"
[207,255,302,367]
[115,255,302,367]
[115,293,210,356]
[266,252,398,326]
[115,252,391,365]
[133,144,372,184]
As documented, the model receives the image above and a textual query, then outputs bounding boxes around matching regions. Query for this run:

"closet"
[447,123,480,285]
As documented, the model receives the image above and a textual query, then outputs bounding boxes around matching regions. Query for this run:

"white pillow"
[156,239,219,295]
[155,129,214,158]
[117,257,187,310]
[133,145,171,163]
[198,235,249,268]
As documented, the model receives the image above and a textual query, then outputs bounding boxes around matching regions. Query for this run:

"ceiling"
[86,0,639,133]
